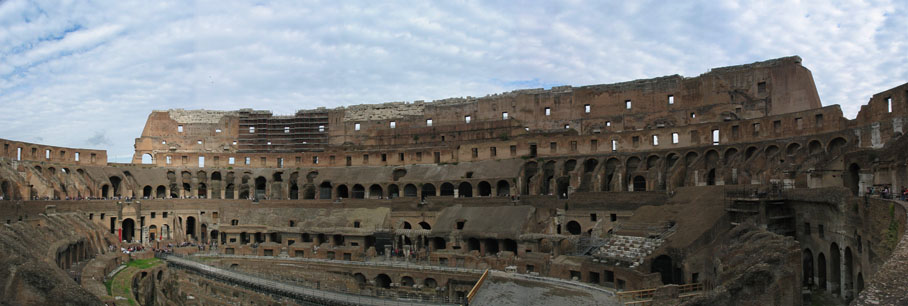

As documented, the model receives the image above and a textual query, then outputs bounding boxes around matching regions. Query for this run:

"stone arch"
[846,163,861,196]
[458,182,473,197]
[522,161,538,195]
[156,185,166,199]
[786,142,802,156]
[319,181,332,199]
[387,184,400,198]
[563,159,577,174]
[467,238,481,252]
[477,181,492,197]
[404,184,418,197]
[723,148,738,164]
[424,278,438,289]
[198,183,207,198]
[828,137,847,154]
[542,161,556,195]
[440,183,455,196]
[225,184,236,199]
[121,218,136,242]
[707,169,717,186]
[803,248,814,287]
[765,145,780,157]
[830,242,841,293]
[353,273,367,289]
[254,176,267,199]
[566,220,581,235]
[1,180,12,200]
[646,155,660,169]
[583,158,599,173]
[289,183,299,200]
[418,221,431,230]
[302,184,316,199]
[745,146,759,160]
[336,185,349,198]
[496,180,510,196]
[809,140,824,155]
[143,186,153,198]
[845,247,854,297]
[818,252,827,290]
[352,184,365,199]
[141,153,154,164]
[401,221,412,229]
[368,184,382,199]
[375,274,392,289]
[186,216,197,240]
[704,149,719,166]
[684,151,699,166]
[633,176,646,191]
[665,153,679,168]
[856,273,864,293]
[108,176,122,197]
[101,185,110,198]
[421,183,436,198]
[603,158,620,191]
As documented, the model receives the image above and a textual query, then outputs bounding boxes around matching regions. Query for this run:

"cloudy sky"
[1,1,906,162]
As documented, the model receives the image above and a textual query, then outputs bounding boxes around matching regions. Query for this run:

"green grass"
[126,258,162,269]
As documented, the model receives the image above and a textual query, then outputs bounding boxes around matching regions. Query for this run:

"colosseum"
[1,56,906,305]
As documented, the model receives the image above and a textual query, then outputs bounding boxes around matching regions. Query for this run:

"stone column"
[840,246,846,298]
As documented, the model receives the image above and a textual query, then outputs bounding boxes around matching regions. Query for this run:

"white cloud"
[0,0,905,161]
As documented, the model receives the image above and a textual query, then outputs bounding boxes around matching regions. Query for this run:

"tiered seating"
[592,235,664,267]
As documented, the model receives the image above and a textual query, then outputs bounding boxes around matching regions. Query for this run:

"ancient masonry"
[1,56,908,305]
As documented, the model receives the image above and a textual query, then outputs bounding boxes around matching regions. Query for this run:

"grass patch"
[127,258,162,269]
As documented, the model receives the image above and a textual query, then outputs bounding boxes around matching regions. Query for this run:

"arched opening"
[809,140,823,155]
[431,237,446,250]
[333,234,344,246]
[818,252,827,290]
[421,183,436,198]
[156,185,166,199]
[290,184,299,199]
[387,184,400,198]
[143,186,152,198]
[303,185,316,199]
[101,185,110,198]
[401,221,412,229]
[786,143,801,155]
[584,158,599,173]
[401,276,415,287]
[847,163,861,196]
[352,184,365,199]
[121,218,135,242]
[566,221,581,235]
[368,184,383,199]
[109,176,122,197]
[201,224,208,243]
[418,221,431,230]
[483,239,499,255]
[0,181,10,200]
[186,216,197,240]
[523,161,538,195]
[745,146,758,160]
[149,225,158,241]
[458,182,472,197]
[497,180,510,196]
[254,177,267,199]
[652,255,679,285]
[353,273,367,289]
[211,230,219,244]
[478,181,492,196]
[319,182,332,199]
[830,243,841,293]
[375,274,392,289]
[845,247,854,298]
[856,273,864,294]
[424,278,438,289]
[404,184,418,197]
[440,183,455,196]
[803,249,814,287]
[141,153,154,164]
[556,177,570,199]
[502,239,517,253]
[707,169,716,186]
[225,184,235,199]
[198,183,207,198]
[633,176,646,191]
[828,137,847,154]
[467,238,481,252]
[336,185,349,198]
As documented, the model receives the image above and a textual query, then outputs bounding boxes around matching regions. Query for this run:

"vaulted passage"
[121,218,135,242]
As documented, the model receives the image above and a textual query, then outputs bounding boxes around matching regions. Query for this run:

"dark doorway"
[122,218,135,242]
[186,216,197,240]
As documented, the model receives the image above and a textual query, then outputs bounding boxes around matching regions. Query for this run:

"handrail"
[466,269,490,304]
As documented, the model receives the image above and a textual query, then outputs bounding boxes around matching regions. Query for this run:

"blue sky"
[1,1,906,162]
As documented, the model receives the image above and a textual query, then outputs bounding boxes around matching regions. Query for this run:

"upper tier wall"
[134,56,827,163]
[0,138,107,166]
